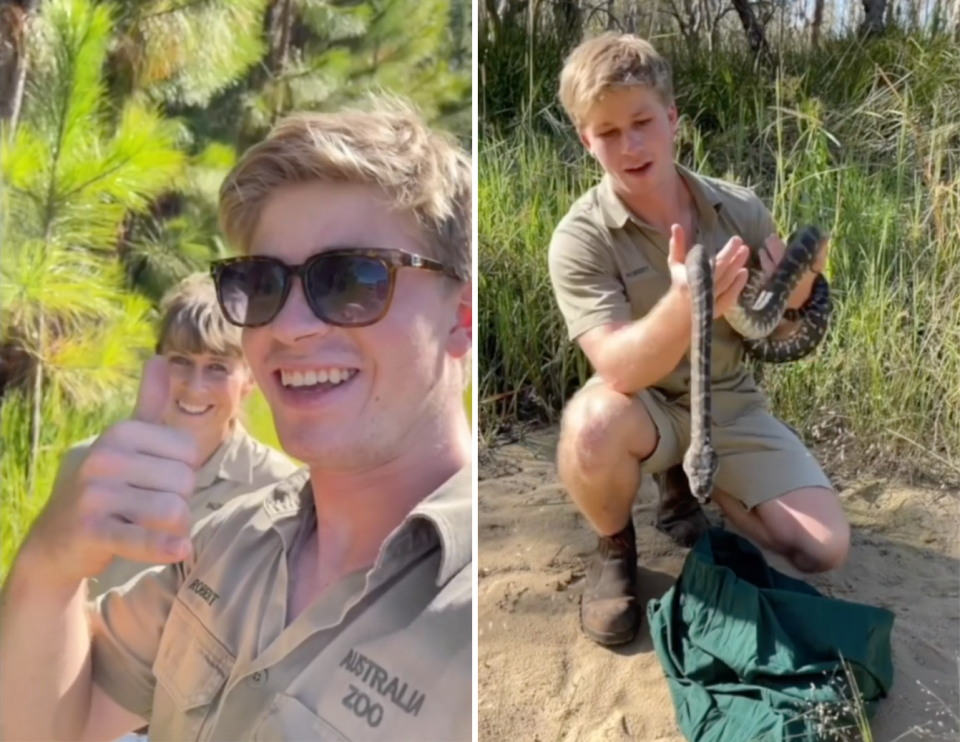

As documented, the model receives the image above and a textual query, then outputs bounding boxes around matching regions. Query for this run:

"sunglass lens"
[218,260,288,326]
[306,255,391,326]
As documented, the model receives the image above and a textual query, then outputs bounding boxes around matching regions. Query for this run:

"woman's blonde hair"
[155,272,243,359]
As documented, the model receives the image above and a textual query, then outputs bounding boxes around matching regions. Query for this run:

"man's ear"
[448,279,472,359]
[240,365,256,398]
[579,128,595,157]
[668,100,679,138]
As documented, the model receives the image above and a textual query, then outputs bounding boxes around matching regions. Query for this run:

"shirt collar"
[261,464,472,587]
[597,162,724,231]
[194,422,254,489]
[403,465,472,586]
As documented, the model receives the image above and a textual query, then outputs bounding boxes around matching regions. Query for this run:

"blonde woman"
[53,272,298,599]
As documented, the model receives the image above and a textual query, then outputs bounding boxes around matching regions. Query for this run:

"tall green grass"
[1,390,117,580]
[479,33,959,470]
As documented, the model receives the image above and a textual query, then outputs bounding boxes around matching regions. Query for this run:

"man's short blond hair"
[559,32,674,130]
[156,272,244,359]
[217,95,472,282]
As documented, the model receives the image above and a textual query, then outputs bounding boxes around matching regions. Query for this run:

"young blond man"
[0,97,473,741]
[548,32,849,646]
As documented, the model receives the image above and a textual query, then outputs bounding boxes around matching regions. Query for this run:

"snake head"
[682,443,718,504]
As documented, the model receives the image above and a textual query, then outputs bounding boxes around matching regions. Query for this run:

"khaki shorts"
[580,376,833,510]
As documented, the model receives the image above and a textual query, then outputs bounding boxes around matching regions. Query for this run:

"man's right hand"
[667,224,750,318]
[22,355,201,588]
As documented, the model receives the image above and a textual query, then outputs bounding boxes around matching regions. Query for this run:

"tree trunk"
[270,0,293,123]
[0,0,39,131]
[0,4,24,120]
[623,1,638,34]
[812,0,825,47]
[665,0,698,51]
[554,0,580,38]
[931,0,945,32]
[646,2,659,37]
[730,0,770,59]
[482,0,501,42]
[885,0,898,28]
[860,0,887,35]
[27,312,44,500]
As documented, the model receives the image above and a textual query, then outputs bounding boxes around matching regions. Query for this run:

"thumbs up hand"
[21,356,203,588]
[132,354,173,425]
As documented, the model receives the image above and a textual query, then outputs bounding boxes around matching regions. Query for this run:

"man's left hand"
[759,231,829,309]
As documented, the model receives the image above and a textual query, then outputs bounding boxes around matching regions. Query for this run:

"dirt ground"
[477,426,960,741]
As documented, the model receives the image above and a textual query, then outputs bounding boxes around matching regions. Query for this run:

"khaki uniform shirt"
[548,163,776,423]
[89,465,473,742]
[53,423,298,598]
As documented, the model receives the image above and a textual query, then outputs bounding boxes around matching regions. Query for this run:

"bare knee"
[757,487,850,573]
[558,386,656,476]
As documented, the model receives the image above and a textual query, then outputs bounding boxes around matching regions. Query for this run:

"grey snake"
[681,226,832,504]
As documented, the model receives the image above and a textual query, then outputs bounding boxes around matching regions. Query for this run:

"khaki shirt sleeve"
[548,219,631,341]
[742,192,778,259]
[88,508,226,719]
[89,564,182,718]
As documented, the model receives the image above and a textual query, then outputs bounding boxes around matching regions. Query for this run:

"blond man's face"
[578,85,679,196]
[241,180,471,471]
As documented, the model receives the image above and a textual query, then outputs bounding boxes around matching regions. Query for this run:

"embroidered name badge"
[338,648,426,728]
[187,577,220,606]
[624,264,650,280]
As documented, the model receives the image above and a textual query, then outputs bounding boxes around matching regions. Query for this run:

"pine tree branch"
[132,0,219,24]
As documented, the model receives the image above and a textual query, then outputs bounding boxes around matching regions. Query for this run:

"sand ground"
[477,426,960,741]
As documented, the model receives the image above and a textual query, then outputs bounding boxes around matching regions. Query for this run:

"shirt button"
[248,670,268,687]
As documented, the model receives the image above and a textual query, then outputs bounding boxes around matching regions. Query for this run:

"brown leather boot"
[654,464,710,548]
[580,517,639,646]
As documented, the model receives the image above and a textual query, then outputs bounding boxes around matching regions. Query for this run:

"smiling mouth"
[176,401,213,416]
[275,367,360,397]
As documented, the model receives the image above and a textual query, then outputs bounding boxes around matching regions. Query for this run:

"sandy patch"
[477,427,960,741]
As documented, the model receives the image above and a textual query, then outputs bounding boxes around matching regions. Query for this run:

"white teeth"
[177,401,210,414]
[280,368,356,388]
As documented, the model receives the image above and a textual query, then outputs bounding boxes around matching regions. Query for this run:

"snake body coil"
[725,225,832,364]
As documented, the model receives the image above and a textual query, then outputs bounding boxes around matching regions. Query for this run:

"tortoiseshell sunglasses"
[210,248,461,328]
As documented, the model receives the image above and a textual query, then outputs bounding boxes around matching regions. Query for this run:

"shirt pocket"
[252,693,349,742]
[621,262,668,319]
[151,599,235,741]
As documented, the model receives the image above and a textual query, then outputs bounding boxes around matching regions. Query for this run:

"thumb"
[668,224,686,265]
[133,355,170,424]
